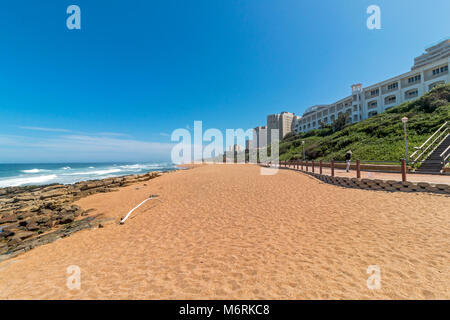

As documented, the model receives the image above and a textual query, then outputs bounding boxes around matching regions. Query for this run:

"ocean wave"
[0,175,58,188]
[20,168,47,173]
[64,168,122,176]
[61,166,71,170]
[119,163,168,170]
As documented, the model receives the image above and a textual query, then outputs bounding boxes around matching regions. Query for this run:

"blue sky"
[0,0,449,162]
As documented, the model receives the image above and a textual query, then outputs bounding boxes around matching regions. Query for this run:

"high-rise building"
[295,39,449,134]
[248,126,267,149]
[267,112,294,144]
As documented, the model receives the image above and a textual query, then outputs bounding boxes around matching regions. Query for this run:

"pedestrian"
[345,150,352,173]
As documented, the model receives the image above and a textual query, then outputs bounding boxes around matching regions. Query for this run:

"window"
[405,89,418,99]
[434,65,449,75]
[408,74,421,84]
[368,111,378,117]
[429,81,445,90]
[387,82,398,90]
[368,101,377,109]
[370,89,379,96]
[384,95,396,105]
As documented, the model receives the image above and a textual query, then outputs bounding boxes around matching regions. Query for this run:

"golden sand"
[0,164,449,299]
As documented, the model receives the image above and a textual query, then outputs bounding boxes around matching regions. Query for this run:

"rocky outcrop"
[0,171,161,258]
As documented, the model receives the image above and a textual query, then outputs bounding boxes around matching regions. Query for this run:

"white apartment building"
[267,112,295,144]
[296,39,450,134]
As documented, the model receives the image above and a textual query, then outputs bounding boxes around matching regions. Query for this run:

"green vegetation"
[278,84,450,162]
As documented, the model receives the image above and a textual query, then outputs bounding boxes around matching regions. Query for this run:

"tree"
[331,113,349,132]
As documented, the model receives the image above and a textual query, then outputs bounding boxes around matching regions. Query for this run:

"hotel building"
[296,39,449,133]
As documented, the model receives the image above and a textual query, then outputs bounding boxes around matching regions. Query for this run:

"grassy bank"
[278,84,450,162]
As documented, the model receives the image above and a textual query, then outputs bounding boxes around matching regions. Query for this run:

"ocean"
[0,162,178,188]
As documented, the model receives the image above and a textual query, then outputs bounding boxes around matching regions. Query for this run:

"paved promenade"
[280,165,450,185]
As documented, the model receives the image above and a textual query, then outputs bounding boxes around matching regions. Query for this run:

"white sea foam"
[119,163,166,171]
[21,168,47,173]
[61,166,71,170]
[0,175,58,188]
[64,168,122,176]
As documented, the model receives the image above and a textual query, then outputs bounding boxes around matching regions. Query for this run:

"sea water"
[0,162,178,188]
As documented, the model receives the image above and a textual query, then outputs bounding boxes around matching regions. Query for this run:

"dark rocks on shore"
[0,171,161,258]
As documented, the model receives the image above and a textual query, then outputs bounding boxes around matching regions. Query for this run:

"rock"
[36,215,51,224]
[0,198,16,205]
[40,190,65,200]
[59,214,74,224]
[15,195,35,202]
[14,231,35,240]
[19,220,29,227]
[17,212,34,220]
[0,215,18,224]
[98,223,104,228]
[7,237,21,246]
[39,208,53,216]
[26,222,40,231]
[0,228,15,238]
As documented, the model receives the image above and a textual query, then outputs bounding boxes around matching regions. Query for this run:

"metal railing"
[270,159,410,182]
[410,121,448,166]
[441,144,450,167]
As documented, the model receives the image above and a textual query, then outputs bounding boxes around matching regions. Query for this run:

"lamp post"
[402,117,409,165]
[302,140,305,161]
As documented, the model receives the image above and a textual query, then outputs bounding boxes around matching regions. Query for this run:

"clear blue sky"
[0,0,449,162]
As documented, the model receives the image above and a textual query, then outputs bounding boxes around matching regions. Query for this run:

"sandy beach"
[0,164,449,299]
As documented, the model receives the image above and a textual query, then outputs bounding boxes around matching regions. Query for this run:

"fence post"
[297,160,299,170]
[401,159,407,183]
[331,160,335,177]
[301,161,303,171]
[319,160,323,174]
[356,159,361,179]
[306,161,309,172]
[312,160,315,173]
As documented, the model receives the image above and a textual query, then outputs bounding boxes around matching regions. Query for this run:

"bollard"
[301,161,303,171]
[331,160,335,177]
[312,160,315,173]
[306,161,309,172]
[401,159,407,183]
[356,159,361,179]
[320,160,322,175]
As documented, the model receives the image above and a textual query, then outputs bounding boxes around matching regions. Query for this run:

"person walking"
[345,150,352,173]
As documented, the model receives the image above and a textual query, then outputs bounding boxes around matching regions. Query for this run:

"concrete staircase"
[416,134,450,174]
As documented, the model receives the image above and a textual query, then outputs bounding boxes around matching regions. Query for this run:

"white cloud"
[0,134,175,163]
[18,126,71,133]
